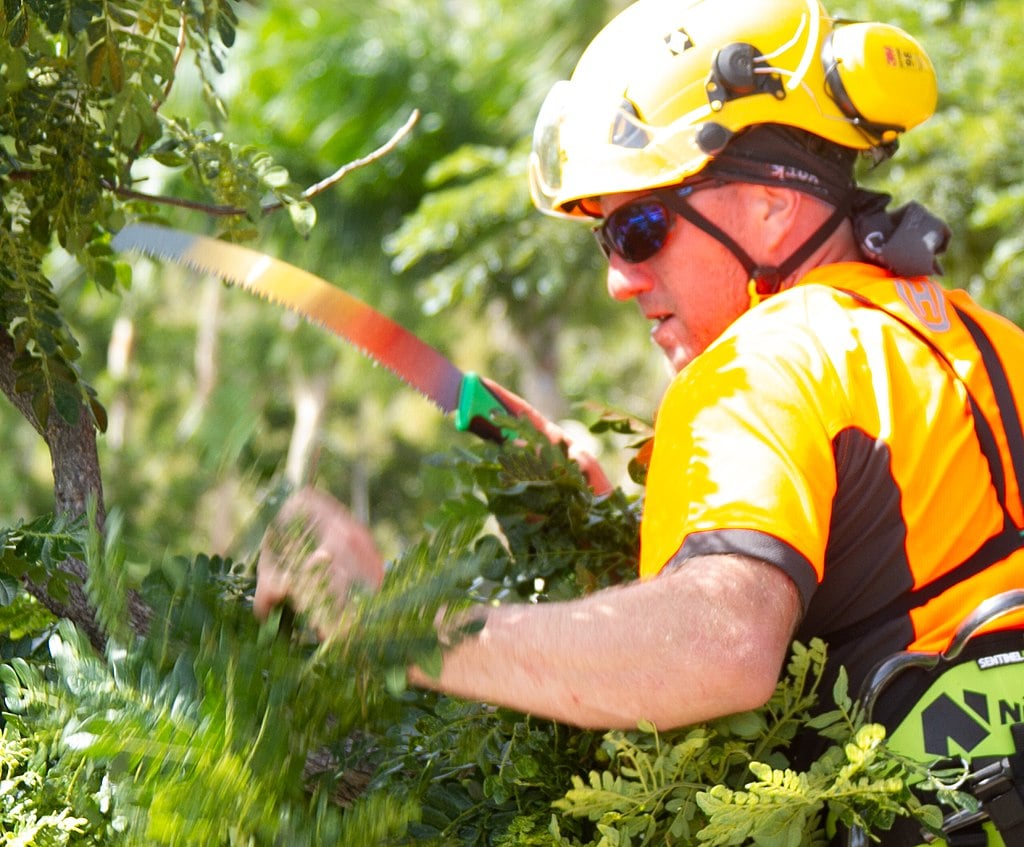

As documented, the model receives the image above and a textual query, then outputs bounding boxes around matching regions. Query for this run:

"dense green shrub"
[0,425,968,845]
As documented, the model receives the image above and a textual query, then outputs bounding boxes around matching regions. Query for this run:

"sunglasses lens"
[596,200,671,263]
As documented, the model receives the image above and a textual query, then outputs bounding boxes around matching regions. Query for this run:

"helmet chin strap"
[662,190,852,308]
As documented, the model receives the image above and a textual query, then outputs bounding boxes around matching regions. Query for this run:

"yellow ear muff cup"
[821,22,938,140]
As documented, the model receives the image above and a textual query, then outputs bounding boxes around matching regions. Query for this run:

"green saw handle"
[455,373,513,442]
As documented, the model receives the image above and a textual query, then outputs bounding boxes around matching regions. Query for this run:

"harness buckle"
[929,755,1024,844]
[971,756,1024,832]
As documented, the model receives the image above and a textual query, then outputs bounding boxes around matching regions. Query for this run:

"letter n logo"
[921,690,991,757]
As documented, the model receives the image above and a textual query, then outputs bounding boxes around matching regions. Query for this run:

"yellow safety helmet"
[530,0,938,218]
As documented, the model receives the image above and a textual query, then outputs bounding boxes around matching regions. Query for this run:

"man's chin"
[663,346,693,374]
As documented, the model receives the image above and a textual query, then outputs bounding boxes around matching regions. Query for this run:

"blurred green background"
[3,0,1021,570]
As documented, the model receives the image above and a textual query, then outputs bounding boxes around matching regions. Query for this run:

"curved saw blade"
[112,223,508,439]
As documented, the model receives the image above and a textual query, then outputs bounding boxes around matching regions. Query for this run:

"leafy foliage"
[2,551,424,846]
[0,0,304,429]
[549,643,947,847]
[0,226,105,430]
[0,429,971,845]
[0,724,108,846]
[0,510,86,604]
[428,418,642,602]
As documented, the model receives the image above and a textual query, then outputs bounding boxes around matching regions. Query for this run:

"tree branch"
[102,109,420,218]
[288,109,420,206]
[0,330,151,651]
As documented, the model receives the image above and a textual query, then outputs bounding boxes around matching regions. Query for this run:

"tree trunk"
[0,330,150,651]
[285,372,329,488]
[105,314,135,450]
[178,275,221,438]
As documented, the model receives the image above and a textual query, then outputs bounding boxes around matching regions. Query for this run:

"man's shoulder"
[768,261,896,315]
[719,270,871,350]
[731,262,929,344]
[680,285,855,400]
[683,264,904,395]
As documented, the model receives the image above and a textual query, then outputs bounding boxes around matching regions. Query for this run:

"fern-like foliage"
[551,642,950,847]
[0,494,501,844]
[0,509,87,605]
[0,725,105,846]
[1,552,427,845]
[0,229,105,429]
[0,431,972,845]
[430,418,642,603]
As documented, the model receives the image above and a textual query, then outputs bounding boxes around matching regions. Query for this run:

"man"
[258,0,1024,804]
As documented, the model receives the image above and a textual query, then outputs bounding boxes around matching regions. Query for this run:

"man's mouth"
[647,312,672,333]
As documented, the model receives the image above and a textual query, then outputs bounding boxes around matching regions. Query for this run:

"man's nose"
[606,259,655,301]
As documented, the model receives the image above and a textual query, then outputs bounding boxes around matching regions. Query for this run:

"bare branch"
[102,109,421,219]
[99,180,247,216]
[162,13,189,109]
[297,109,419,203]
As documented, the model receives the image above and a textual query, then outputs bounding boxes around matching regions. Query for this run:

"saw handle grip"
[455,373,512,442]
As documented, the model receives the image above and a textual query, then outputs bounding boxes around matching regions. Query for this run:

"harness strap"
[823,290,1024,649]
[831,288,1024,846]
[958,307,1024,502]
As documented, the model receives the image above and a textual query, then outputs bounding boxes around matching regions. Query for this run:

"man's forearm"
[409,555,801,730]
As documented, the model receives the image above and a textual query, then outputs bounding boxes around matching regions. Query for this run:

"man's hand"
[254,487,384,632]
[482,379,614,496]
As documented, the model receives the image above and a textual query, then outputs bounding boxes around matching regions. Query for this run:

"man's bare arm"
[409,554,802,730]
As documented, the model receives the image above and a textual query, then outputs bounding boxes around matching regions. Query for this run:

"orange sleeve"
[639,310,843,596]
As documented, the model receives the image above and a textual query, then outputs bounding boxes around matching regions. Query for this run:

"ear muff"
[821,22,938,145]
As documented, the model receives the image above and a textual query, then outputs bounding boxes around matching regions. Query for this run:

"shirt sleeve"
[639,305,850,608]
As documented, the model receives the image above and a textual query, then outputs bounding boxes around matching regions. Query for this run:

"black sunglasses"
[593,181,720,264]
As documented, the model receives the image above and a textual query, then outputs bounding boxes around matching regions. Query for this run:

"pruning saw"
[112,223,511,441]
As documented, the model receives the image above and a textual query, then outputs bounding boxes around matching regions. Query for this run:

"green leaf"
[384,664,408,696]
[31,388,50,429]
[0,573,20,605]
[831,666,850,710]
[287,199,317,237]
[52,379,82,426]
[721,709,767,739]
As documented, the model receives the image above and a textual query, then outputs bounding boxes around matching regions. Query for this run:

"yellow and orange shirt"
[640,262,1024,689]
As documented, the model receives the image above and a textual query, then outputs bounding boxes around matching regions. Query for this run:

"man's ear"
[755,184,803,252]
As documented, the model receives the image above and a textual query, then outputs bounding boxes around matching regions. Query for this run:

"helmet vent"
[664,28,694,56]
[610,99,651,149]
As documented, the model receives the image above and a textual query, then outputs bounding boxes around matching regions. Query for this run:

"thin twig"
[161,12,189,109]
[97,181,248,217]
[298,109,419,203]
[101,109,421,218]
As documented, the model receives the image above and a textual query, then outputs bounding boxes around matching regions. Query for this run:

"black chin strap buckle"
[747,269,782,306]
